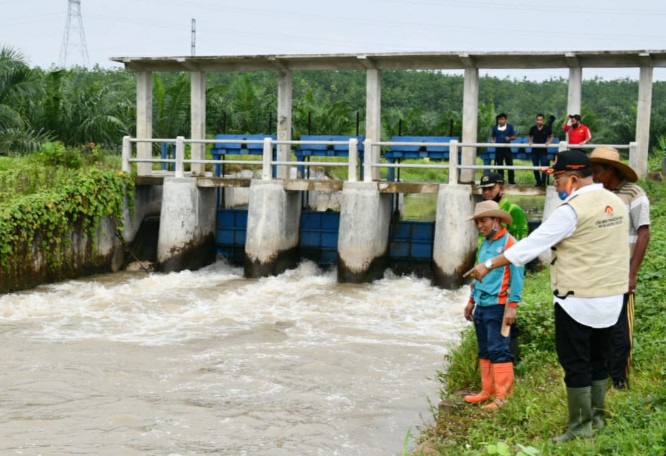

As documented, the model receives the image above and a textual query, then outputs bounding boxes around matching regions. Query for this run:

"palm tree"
[293,89,354,137]
[28,68,131,148]
[0,45,49,154]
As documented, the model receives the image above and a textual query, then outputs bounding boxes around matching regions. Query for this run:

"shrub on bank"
[0,147,134,292]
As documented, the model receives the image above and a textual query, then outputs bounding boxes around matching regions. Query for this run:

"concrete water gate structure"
[113,50,665,289]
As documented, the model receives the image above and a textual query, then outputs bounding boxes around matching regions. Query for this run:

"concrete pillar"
[244,180,301,277]
[277,70,293,179]
[191,71,206,176]
[156,177,216,272]
[338,181,392,282]
[461,67,479,184]
[432,184,476,289]
[136,71,152,176]
[634,65,653,178]
[567,67,582,119]
[365,68,381,180]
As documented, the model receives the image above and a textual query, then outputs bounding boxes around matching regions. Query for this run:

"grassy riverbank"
[414,165,666,455]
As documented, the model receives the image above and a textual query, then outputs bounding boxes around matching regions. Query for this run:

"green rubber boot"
[591,379,608,429]
[552,386,594,443]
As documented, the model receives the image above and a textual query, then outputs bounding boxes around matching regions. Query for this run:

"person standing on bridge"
[490,113,517,184]
[528,114,555,186]
[561,114,591,146]
[463,200,524,411]
[465,150,629,442]
[590,146,651,391]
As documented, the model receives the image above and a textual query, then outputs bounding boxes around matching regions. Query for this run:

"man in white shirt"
[465,150,629,442]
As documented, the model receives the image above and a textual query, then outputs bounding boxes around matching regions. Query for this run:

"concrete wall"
[244,180,302,277]
[432,184,476,289]
[0,216,125,294]
[337,182,393,282]
[156,177,217,272]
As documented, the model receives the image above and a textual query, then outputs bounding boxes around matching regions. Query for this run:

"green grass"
[413,153,666,455]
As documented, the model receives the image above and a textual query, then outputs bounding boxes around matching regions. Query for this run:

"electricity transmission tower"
[59,0,90,67]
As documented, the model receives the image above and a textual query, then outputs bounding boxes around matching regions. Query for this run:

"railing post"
[175,136,185,178]
[122,136,131,173]
[629,141,638,173]
[363,139,373,182]
[262,137,273,180]
[348,138,358,183]
[448,140,459,185]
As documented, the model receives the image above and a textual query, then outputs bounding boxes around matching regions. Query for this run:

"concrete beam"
[461,67,479,184]
[365,68,381,180]
[567,66,582,118]
[635,63,653,178]
[277,70,293,179]
[136,71,153,176]
[190,71,206,176]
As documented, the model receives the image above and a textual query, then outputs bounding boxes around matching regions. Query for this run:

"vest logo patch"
[596,205,623,228]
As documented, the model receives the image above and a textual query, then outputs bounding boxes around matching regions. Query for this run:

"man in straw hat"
[591,146,651,391]
[463,200,524,411]
[465,150,629,442]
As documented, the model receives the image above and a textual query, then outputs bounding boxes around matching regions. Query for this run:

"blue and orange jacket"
[470,227,524,308]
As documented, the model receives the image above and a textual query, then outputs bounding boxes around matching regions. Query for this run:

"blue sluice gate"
[216,209,435,266]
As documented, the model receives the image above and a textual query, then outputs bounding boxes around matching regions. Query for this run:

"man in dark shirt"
[528,114,555,186]
[490,113,517,184]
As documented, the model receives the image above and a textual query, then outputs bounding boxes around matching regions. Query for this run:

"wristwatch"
[484,259,493,270]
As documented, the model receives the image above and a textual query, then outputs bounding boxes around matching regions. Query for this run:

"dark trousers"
[494,147,515,184]
[531,149,549,185]
[609,293,632,383]
[473,304,513,363]
[554,303,611,388]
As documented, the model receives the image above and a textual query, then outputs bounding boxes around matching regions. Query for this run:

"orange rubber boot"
[464,359,494,404]
[482,362,514,411]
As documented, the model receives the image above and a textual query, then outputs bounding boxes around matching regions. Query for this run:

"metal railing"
[121,136,637,185]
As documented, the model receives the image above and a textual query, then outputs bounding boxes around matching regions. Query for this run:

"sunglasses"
[553,173,572,185]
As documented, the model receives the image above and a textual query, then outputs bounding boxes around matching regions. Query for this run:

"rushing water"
[0,260,468,456]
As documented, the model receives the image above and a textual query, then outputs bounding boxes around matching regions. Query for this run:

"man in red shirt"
[562,114,591,145]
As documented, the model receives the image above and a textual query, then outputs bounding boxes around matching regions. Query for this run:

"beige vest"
[550,189,629,298]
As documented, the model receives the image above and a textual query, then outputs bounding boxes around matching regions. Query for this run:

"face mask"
[486,221,499,240]
[558,176,573,200]
[492,193,502,204]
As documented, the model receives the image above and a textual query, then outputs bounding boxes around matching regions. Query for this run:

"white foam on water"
[0,260,470,455]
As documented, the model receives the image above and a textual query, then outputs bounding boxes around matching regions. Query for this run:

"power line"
[59,0,90,67]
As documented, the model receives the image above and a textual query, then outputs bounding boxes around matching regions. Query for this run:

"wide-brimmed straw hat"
[466,200,512,225]
[589,146,638,182]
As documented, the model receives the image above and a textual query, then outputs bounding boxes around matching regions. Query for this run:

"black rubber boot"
[591,379,607,429]
[552,386,594,443]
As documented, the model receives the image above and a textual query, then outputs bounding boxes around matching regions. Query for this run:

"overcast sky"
[2,0,666,80]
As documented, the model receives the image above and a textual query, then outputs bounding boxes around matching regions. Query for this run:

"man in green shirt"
[479,173,528,241]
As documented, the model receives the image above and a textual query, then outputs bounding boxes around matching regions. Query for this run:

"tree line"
[2,44,666,155]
